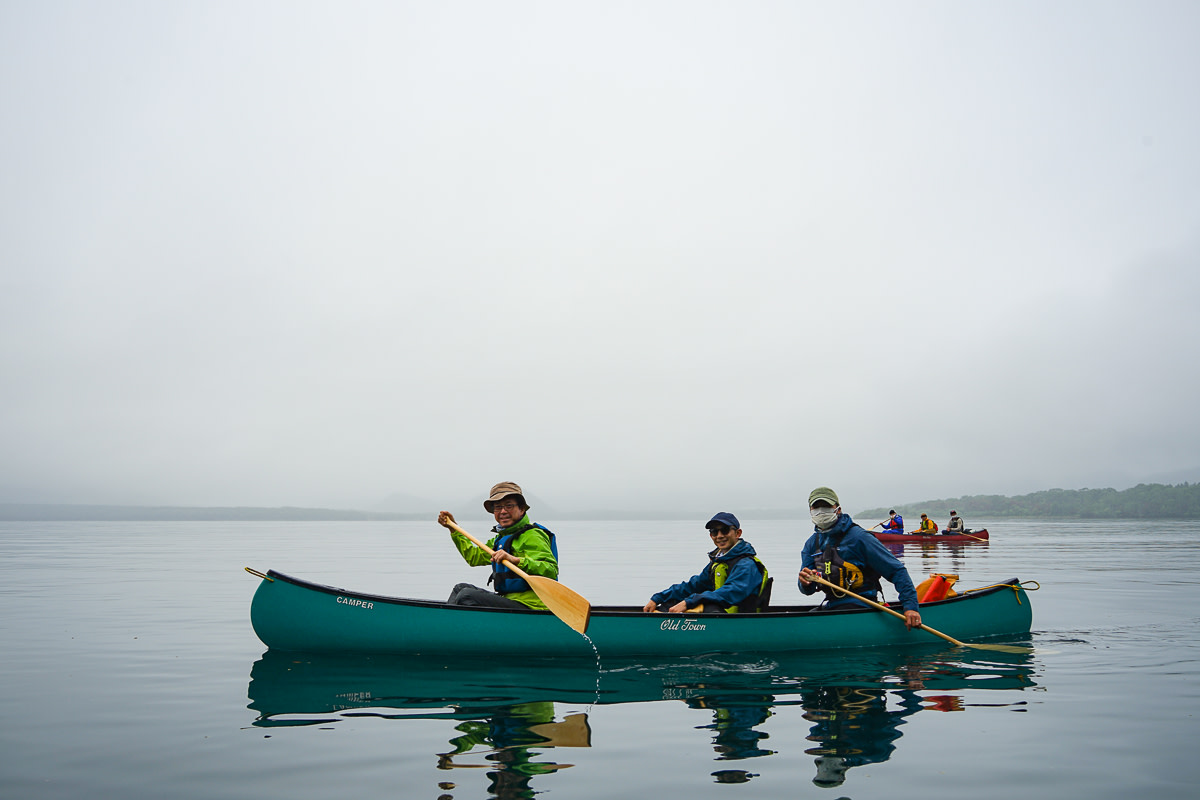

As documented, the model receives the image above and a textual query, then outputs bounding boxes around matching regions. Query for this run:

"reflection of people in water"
[685,695,776,760]
[247,646,1034,796]
[801,684,924,787]
[438,701,585,800]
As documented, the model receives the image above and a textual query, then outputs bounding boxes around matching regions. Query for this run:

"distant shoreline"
[0,503,809,522]
[3,480,1199,522]
[0,504,425,522]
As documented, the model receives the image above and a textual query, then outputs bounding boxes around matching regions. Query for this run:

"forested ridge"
[859,482,1200,520]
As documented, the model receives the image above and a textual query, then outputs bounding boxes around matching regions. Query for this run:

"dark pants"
[447,582,529,609]
[655,601,727,613]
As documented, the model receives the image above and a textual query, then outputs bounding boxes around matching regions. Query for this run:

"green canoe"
[248,569,1034,657]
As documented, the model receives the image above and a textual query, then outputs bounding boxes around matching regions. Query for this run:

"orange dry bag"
[916,573,959,603]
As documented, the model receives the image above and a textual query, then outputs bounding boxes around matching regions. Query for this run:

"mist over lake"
[3,3,1199,516]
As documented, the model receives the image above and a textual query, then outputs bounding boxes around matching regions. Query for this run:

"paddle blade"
[527,574,592,634]
[963,642,1034,654]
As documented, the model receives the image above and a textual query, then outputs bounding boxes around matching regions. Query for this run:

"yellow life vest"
[711,555,771,613]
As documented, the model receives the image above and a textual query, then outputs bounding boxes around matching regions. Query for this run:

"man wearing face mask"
[798,487,922,630]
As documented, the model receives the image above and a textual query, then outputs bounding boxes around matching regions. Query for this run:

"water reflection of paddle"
[530,713,592,748]
[437,711,591,770]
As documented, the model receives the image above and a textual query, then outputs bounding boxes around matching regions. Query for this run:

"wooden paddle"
[443,519,591,635]
[806,573,1031,653]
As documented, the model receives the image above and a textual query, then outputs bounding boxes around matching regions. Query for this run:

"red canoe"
[874,528,989,543]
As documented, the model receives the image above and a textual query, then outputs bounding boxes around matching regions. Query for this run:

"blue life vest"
[488,523,558,594]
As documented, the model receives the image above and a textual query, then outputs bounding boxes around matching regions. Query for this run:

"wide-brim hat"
[484,481,526,512]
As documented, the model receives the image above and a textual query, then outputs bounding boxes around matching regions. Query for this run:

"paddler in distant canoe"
[913,514,939,534]
[879,509,904,534]
[945,510,965,534]
[438,481,560,610]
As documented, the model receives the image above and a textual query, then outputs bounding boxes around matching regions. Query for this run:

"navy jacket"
[652,539,765,610]
[799,514,920,612]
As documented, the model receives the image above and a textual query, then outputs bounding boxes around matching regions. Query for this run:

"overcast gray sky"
[2,1,1197,514]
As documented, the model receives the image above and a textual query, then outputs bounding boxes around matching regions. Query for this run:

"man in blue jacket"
[798,487,922,630]
[642,512,770,613]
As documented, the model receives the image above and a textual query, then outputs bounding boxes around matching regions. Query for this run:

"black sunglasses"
[708,525,731,536]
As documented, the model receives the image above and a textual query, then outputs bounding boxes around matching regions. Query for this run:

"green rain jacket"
[450,513,559,610]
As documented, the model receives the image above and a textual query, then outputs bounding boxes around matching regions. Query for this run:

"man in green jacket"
[438,481,559,610]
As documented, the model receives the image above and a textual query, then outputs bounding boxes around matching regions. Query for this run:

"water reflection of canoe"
[246,646,1037,787]
[875,528,990,543]
[246,646,1038,720]
[248,569,1032,657]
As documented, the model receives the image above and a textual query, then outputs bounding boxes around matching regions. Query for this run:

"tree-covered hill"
[858,482,1200,521]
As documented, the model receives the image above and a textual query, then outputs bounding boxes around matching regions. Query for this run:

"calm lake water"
[2,517,1198,798]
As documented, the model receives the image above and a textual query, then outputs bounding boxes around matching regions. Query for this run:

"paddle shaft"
[444,519,538,582]
[806,573,967,647]
[939,527,988,542]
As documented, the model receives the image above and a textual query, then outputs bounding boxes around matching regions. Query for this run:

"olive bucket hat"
[484,481,526,512]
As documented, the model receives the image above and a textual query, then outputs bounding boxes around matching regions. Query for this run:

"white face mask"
[811,507,839,530]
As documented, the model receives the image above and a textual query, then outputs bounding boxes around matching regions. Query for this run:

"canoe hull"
[249,569,1032,658]
[875,528,989,543]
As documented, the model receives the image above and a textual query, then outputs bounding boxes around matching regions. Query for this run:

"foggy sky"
[2,1,1198,514]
